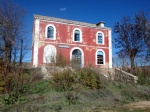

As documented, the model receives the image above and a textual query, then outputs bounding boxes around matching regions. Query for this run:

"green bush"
[51,67,101,91]
[137,74,150,85]
[51,69,74,91]
[29,80,50,94]
[76,68,101,89]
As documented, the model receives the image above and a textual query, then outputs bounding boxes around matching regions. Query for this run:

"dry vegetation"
[0,61,150,112]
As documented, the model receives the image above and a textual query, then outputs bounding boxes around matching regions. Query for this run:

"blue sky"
[13,0,150,62]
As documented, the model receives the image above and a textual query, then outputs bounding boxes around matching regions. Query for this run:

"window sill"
[46,38,56,40]
[73,41,82,42]
[96,43,105,45]
[96,64,105,65]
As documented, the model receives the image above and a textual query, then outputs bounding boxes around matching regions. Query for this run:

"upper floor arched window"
[73,28,82,42]
[47,26,54,38]
[96,31,104,44]
[45,24,56,40]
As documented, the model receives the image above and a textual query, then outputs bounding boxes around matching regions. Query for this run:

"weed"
[65,85,81,105]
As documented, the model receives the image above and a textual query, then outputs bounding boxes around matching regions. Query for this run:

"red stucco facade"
[32,15,112,68]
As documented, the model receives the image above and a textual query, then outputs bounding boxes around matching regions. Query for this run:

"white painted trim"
[45,24,56,40]
[73,28,82,42]
[33,19,40,67]
[41,19,111,30]
[70,47,84,67]
[95,49,105,65]
[108,29,112,68]
[96,31,104,45]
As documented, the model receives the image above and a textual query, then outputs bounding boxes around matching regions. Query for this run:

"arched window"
[70,47,84,67]
[45,24,56,40]
[73,28,82,42]
[74,30,80,41]
[47,26,54,38]
[72,49,82,66]
[43,45,56,63]
[96,31,104,44]
[96,50,105,65]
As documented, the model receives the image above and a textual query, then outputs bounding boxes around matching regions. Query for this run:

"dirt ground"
[124,101,150,109]
[101,101,150,112]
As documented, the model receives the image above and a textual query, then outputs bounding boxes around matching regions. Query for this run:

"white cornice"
[34,14,111,30]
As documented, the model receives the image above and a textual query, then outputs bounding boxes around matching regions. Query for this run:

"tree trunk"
[13,48,17,66]
[5,43,12,65]
[19,39,23,65]
[130,56,135,74]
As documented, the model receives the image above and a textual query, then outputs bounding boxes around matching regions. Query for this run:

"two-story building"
[32,14,112,68]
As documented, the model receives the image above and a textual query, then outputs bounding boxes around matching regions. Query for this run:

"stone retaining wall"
[114,68,138,83]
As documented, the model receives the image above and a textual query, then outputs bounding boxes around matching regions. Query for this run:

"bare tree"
[114,11,150,72]
[0,0,25,65]
[135,11,150,58]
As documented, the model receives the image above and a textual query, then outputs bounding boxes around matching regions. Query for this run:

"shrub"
[56,52,67,67]
[51,69,74,91]
[75,67,101,89]
[123,66,150,85]
[51,67,101,91]
[136,67,150,85]
[29,80,50,94]
[65,85,80,105]
[0,61,43,105]
[138,74,150,85]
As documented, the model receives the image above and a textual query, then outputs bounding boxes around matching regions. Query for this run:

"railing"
[114,68,138,83]
[95,68,138,83]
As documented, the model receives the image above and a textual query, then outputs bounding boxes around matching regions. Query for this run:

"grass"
[0,79,150,112]
[0,66,150,112]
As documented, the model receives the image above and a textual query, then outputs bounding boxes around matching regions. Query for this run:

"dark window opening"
[98,33,103,44]
[97,51,104,64]
[74,30,80,41]
[47,26,54,38]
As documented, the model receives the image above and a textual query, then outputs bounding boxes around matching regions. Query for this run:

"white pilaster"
[108,29,112,68]
[33,19,40,67]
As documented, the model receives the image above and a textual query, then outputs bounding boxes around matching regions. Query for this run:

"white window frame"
[45,24,56,40]
[96,31,104,45]
[70,47,84,67]
[73,28,82,42]
[95,49,105,65]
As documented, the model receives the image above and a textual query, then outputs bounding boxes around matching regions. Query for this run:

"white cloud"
[59,8,67,11]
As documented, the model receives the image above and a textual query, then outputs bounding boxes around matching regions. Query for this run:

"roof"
[34,14,111,30]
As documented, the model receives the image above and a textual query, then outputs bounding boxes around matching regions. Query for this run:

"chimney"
[96,21,105,27]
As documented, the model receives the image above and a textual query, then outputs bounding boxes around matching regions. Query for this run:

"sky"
[12,0,150,62]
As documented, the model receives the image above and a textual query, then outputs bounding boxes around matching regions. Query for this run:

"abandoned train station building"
[32,14,112,68]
